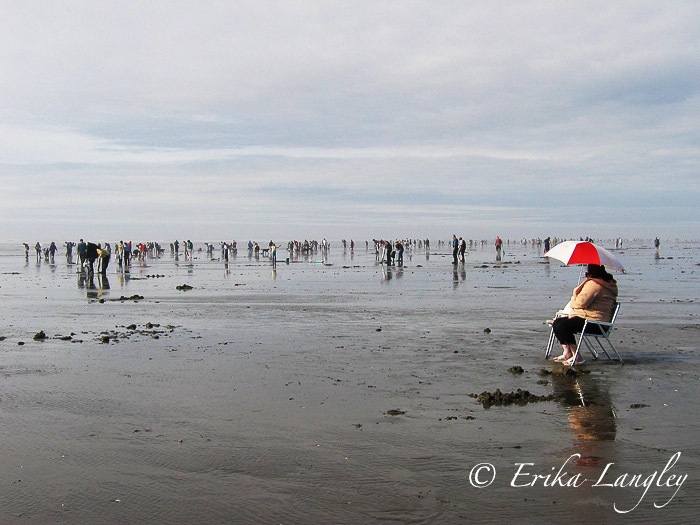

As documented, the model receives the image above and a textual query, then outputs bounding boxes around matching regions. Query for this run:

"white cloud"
[1,1,699,241]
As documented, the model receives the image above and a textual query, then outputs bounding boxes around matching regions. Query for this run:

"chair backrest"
[597,302,620,335]
[581,302,620,337]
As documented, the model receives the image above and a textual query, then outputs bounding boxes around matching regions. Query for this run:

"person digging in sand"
[551,264,618,366]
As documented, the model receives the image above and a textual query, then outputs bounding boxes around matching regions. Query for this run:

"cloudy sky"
[2,1,698,243]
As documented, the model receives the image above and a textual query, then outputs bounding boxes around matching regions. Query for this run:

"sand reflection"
[552,373,617,465]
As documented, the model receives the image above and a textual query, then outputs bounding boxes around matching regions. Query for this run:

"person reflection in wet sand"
[77,271,93,291]
[97,273,110,292]
[452,265,466,288]
[81,259,109,299]
[381,265,393,282]
[86,276,98,299]
[552,372,617,466]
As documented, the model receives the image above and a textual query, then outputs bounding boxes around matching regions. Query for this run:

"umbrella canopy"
[545,241,625,273]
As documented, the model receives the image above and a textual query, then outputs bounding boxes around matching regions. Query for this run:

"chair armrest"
[586,320,613,328]
[546,310,569,324]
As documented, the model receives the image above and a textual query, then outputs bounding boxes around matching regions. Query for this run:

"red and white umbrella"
[545,240,625,273]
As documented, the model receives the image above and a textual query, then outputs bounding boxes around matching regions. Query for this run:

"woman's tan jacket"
[569,278,618,322]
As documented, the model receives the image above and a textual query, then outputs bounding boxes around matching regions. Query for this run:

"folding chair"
[570,302,623,364]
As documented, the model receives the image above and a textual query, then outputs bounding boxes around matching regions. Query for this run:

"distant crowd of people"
[24,235,648,276]
[371,239,430,266]
[24,240,166,275]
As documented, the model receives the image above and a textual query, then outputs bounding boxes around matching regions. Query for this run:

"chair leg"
[594,337,612,360]
[582,334,623,363]
[545,327,556,359]
[581,336,600,360]
[602,336,623,363]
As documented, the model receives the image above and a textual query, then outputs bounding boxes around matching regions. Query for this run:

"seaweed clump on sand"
[470,388,554,409]
[538,367,588,378]
[111,295,144,302]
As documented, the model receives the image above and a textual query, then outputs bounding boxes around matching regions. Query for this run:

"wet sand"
[1,242,699,524]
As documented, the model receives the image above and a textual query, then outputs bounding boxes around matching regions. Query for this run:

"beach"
[1,240,698,524]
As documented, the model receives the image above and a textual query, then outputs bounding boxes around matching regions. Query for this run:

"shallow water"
[1,241,699,523]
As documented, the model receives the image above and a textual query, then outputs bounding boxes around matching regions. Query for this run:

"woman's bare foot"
[553,344,574,362]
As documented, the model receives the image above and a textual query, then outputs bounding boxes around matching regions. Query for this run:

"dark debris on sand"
[97,323,177,344]
[109,295,144,302]
[538,367,589,378]
[470,388,555,409]
[22,324,177,345]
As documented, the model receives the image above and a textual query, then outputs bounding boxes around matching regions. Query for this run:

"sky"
[1,1,699,243]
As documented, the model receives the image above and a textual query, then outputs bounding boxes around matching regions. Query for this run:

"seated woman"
[551,264,618,365]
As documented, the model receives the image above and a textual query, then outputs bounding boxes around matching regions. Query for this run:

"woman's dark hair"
[587,264,614,281]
